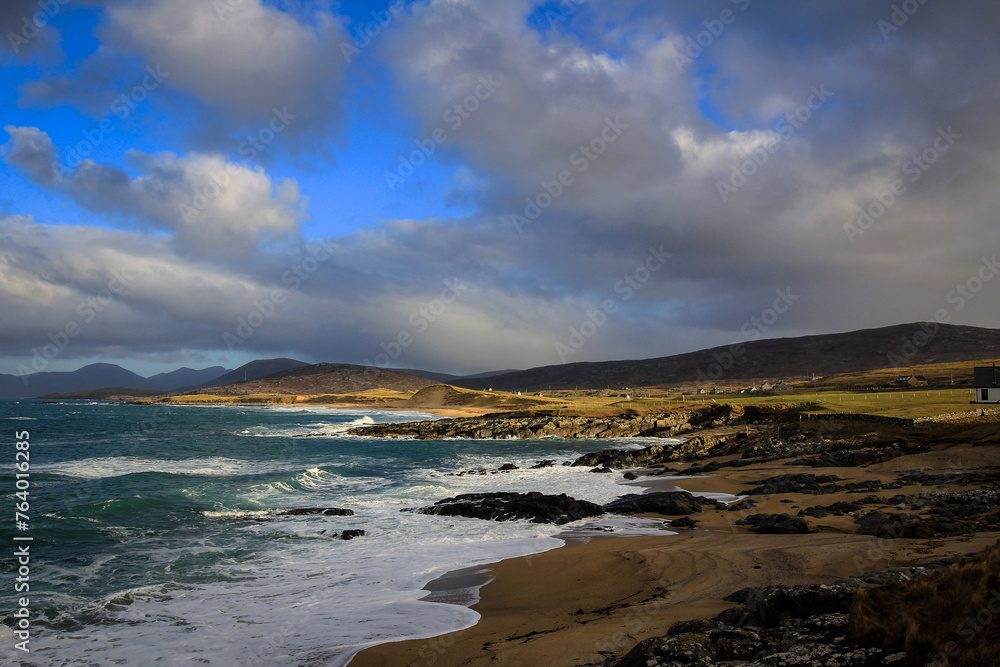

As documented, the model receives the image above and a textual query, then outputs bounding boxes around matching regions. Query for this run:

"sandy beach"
[352,438,1000,666]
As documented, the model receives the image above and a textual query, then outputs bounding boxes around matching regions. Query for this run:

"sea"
[0,400,702,666]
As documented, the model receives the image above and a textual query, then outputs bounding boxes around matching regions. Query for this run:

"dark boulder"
[855,511,939,539]
[726,498,758,512]
[498,463,519,471]
[337,529,366,540]
[745,473,843,496]
[735,513,815,534]
[604,491,703,516]
[669,517,699,529]
[414,491,604,525]
[274,507,354,516]
[720,584,855,627]
[530,459,555,469]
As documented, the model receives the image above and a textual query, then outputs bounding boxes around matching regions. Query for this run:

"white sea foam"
[45,456,290,480]
[22,404,698,667]
[235,415,378,438]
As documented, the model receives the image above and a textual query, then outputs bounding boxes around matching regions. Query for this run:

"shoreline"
[351,432,1000,666]
[351,529,1000,667]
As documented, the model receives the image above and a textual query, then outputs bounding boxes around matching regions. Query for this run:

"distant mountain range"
[4,322,999,398]
[0,358,306,399]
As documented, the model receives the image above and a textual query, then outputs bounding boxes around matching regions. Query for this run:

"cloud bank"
[2,0,999,375]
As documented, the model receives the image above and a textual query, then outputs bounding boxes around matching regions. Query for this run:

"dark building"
[973,365,1000,403]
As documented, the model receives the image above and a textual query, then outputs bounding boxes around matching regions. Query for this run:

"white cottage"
[974,365,1000,403]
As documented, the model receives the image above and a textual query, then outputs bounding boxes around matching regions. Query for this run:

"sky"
[1,0,999,378]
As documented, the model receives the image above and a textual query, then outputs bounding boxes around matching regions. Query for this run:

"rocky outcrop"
[734,513,816,534]
[336,529,366,540]
[604,491,705,516]
[854,489,1000,538]
[611,563,956,667]
[572,433,747,469]
[798,499,871,518]
[350,404,796,441]
[744,473,843,496]
[411,492,604,525]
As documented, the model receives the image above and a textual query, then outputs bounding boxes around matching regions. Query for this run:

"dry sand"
[352,441,1000,667]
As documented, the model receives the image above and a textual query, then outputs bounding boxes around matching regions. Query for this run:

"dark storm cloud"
[2,0,1000,375]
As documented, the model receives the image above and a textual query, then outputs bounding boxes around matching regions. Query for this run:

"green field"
[614,387,981,418]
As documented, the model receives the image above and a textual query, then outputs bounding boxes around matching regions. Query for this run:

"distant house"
[772,382,793,391]
[895,375,928,387]
[974,365,1000,403]
[760,382,775,392]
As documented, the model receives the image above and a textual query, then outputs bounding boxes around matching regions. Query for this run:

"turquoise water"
[0,400,678,665]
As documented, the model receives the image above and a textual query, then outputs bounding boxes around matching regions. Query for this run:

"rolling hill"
[450,322,1000,391]
[183,358,308,390]
[192,363,436,395]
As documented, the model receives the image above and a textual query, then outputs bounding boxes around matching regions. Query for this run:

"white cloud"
[3,126,306,255]
[103,0,348,141]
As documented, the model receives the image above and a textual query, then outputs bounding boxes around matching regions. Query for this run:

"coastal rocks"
[412,491,604,525]
[721,584,855,626]
[613,627,762,667]
[735,513,816,534]
[611,570,931,667]
[853,489,1000,538]
[895,468,1000,487]
[572,433,744,470]
[798,500,867,518]
[349,404,789,441]
[530,460,555,469]
[604,491,703,516]
[273,507,355,516]
[786,445,903,468]
[336,529,366,540]
[744,473,843,496]
[573,444,671,469]
[726,499,757,512]
[669,517,699,529]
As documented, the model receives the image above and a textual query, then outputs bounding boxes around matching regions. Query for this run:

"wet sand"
[351,441,1000,666]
